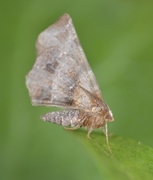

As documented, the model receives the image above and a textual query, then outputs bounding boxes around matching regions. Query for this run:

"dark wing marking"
[26,47,78,108]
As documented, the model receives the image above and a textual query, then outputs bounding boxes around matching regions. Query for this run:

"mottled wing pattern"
[26,47,80,108]
[26,14,102,110]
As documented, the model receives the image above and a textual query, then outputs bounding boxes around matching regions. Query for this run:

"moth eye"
[104,111,114,122]
[105,113,111,119]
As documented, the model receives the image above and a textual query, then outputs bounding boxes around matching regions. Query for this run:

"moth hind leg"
[87,129,93,139]
[64,115,88,131]
[64,125,81,131]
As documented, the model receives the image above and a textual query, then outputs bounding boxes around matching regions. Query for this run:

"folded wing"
[26,14,102,110]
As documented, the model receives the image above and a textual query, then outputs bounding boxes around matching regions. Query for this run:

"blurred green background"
[1,0,153,179]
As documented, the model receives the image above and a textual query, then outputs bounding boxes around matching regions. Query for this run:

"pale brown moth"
[26,14,114,149]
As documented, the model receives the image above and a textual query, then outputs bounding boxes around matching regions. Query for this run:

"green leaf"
[67,129,153,180]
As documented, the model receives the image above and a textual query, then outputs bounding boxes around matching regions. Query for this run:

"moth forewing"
[26,13,114,151]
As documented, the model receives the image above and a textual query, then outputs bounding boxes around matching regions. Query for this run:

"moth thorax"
[91,106,101,113]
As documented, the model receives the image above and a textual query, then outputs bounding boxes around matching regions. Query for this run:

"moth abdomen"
[41,109,83,127]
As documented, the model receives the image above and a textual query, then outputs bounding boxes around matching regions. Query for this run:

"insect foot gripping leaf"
[26,13,114,150]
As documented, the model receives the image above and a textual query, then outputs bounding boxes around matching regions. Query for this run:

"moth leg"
[102,126,106,135]
[87,129,93,139]
[103,123,112,154]
[64,125,80,131]
[104,123,109,144]
[102,125,113,136]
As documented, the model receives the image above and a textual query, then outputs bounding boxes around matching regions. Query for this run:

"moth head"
[91,103,114,121]
[104,109,114,122]
[91,101,114,123]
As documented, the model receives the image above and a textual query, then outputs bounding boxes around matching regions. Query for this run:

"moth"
[26,13,114,146]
